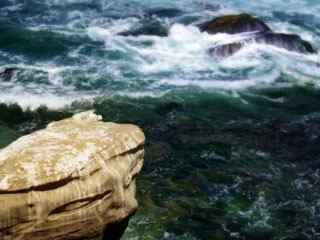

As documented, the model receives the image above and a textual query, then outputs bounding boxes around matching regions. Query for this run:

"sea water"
[0,0,320,239]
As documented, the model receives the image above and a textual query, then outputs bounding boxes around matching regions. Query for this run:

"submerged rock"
[0,111,145,240]
[0,67,19,81]
[119,18,168,37]
[201,14,317,57]
[199,13,271,35]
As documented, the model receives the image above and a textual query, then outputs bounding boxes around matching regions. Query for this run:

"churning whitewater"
[0,0,319,108]
[1,1,320,240]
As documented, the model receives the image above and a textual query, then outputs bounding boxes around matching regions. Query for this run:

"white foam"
[1,1,320,109]
[270,22,319,44]
[0,91,93,110]
[87,26,113,41]
[157,68,280,90]
[87,18,139,41]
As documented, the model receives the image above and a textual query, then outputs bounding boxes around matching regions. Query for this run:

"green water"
[1,86,320,239]
[1,0,320,239]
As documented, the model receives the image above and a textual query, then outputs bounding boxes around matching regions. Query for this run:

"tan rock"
[0,111,145,240]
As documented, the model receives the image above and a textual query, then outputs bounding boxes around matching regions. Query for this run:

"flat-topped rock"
[0,111,145,240]
[199,13,271,35]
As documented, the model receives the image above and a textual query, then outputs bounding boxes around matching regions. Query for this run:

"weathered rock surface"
[0,111,145,240]
[200,14,317,57]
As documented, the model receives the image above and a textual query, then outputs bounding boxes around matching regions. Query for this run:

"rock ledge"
[0,111,145,240]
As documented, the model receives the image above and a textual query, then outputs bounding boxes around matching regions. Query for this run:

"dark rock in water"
[255,32,316,54]
[146,8,183,18]
[209,32,317,57]
[119,18,168,37]
[0,67,19,81]
[203,14,317,57]
[209,42,244,58]
[199,13,271,35]
[0,67,49,84]
[209,32,316,57]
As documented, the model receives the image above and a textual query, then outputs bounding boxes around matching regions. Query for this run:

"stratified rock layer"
[0,111,145,240]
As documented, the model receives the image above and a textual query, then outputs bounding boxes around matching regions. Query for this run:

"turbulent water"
[1,0,320,239]
[0,0,319,107]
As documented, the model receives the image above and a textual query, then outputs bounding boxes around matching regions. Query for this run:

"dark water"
[0,0,320,239]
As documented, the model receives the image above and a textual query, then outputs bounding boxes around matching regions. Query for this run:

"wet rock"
[0,111,145,240]
[0,67,19,81]
[255,32,316,54]
[209,32,316,57]
[202,14,317,57]
[209,42,244,58]
[0,67,47,82]
[199,13,271,35]
[119,18,168,37]
[0,67,49,83]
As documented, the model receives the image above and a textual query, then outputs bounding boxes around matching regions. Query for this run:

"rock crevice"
[0,111,145,240]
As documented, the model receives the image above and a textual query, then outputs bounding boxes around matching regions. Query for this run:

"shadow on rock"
[103,218,130,240]
[200,13,317,57]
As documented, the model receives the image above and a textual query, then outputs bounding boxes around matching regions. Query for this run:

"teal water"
[0,0,320,239]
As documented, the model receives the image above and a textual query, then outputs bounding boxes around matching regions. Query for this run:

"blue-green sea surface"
[0,0,320,239]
